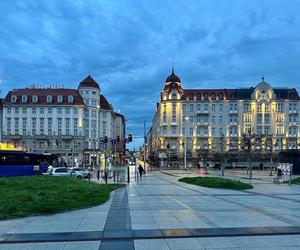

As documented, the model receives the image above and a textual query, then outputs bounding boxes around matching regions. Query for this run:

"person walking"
[138,164,145,178]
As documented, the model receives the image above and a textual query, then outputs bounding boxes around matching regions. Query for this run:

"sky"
[0,0,300,149]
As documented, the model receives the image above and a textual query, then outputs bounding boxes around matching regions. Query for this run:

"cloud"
[0,0,300,148]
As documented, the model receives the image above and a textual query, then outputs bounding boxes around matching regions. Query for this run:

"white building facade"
[0,75,126,167]
[147,70,300,165]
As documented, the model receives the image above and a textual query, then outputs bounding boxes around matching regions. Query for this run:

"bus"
[0,150,63,177]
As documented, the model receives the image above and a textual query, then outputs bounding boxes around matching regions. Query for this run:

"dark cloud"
[0,0,300,149]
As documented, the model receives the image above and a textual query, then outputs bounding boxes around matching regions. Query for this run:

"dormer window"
[22,95,27,102]
[32,95,38,103]
[189,93,194,100]
[57,95,63,103]
[11,95,17,102]
[68,95,74,103]
[171,93,177,99]
[47,95,52,103]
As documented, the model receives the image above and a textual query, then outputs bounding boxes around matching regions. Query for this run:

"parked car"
[48,167,71,177]
[69,167,91,179]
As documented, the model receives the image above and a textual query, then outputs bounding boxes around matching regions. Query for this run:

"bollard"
[104,170,108,184]
[127,165,130,183]
[97,170,100,180]
[113,171,116,182]
[221,165,224,176]
[88,173,91,182]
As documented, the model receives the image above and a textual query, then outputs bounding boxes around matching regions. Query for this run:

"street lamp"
[184,116,188,169]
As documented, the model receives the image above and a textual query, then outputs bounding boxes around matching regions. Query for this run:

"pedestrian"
[277,168,283,178]
[138,164,144,177]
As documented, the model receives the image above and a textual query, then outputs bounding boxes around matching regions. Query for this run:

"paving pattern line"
[98,187,134,250]
[2,226,300,244]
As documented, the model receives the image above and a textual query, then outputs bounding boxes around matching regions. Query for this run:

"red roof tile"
[100,94,112,110]
[78,75,100,89]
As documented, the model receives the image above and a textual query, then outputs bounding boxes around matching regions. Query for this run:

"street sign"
[124,138,129,143]
[111,139,117,145]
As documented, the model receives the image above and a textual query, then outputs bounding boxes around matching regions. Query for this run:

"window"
[219,104,223,112]
[92,100,97,106]
[190,116,193,123]
[189,104,193,112]
[219,128,223,136]
[196,115,201,123]
[264,114,270,124]
[40,107,44,114]
[172,126,176,135]
[182,104,186,113]
[32,107,36,114]
[73,108,78,114]
[66,108,70,114]
[58,108,62,114]
[48,107,52,114]
[204,103,208,112]
[212,127,215,136]
[47,95,52,103]
[32,95,38,103]
[68,96,73,103]
[211,104,215,112]
[57,95,63,102]
[7,107,11,114]
[23,107,27,114]
[197,127,201,136]
[211,115,215,124]
[92,110,96,118]
[189,127,194,136]
[219,115,223,123]
[11,95,17,102]
[172,114,176,123]
[257,114,262,123]
[197,104,201,112]
[22,95,27,102]
[15,107,19,114]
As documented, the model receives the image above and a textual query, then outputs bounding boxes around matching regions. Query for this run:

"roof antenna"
[171,62,174,74]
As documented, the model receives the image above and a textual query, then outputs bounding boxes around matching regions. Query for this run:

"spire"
[262,76,265,81]
[171,62,174,74]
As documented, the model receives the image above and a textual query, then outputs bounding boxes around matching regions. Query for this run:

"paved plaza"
[1,170,300,249]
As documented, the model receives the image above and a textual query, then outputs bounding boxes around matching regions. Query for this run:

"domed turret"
[165,67,181,83]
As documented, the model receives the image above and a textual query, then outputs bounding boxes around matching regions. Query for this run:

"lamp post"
[184,117,188,169]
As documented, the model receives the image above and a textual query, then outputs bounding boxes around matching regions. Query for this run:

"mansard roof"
[181,87,299,101]
[3,88,85,105]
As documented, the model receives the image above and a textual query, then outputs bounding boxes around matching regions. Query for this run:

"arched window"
[22,95,27,102]
[196,94,201,100]
[11,95,17,102]
[32,95,38,103]
[68,95,74,103]
[57,95,63,103]
[211,93,216,100]
[47,95,52,103]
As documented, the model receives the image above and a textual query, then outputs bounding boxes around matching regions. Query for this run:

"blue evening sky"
[0,0,300,149]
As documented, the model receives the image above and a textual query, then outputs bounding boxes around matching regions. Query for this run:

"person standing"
[138,164,144,178]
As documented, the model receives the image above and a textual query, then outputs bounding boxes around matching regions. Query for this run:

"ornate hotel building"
[0,75,126,167]
[147,69,300,165]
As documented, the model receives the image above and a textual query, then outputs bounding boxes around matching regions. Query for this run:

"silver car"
[69,167,91,179]
[49,167,71,177]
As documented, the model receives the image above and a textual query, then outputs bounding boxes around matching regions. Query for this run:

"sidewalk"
[1,171,300,249]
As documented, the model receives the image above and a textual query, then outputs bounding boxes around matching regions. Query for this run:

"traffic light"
[128,134,132,142]
[116,135,120,142]
[104,136,108,144]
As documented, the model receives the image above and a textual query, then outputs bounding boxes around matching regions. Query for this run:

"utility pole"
[184,117,188,169]
[144,120,147,172]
